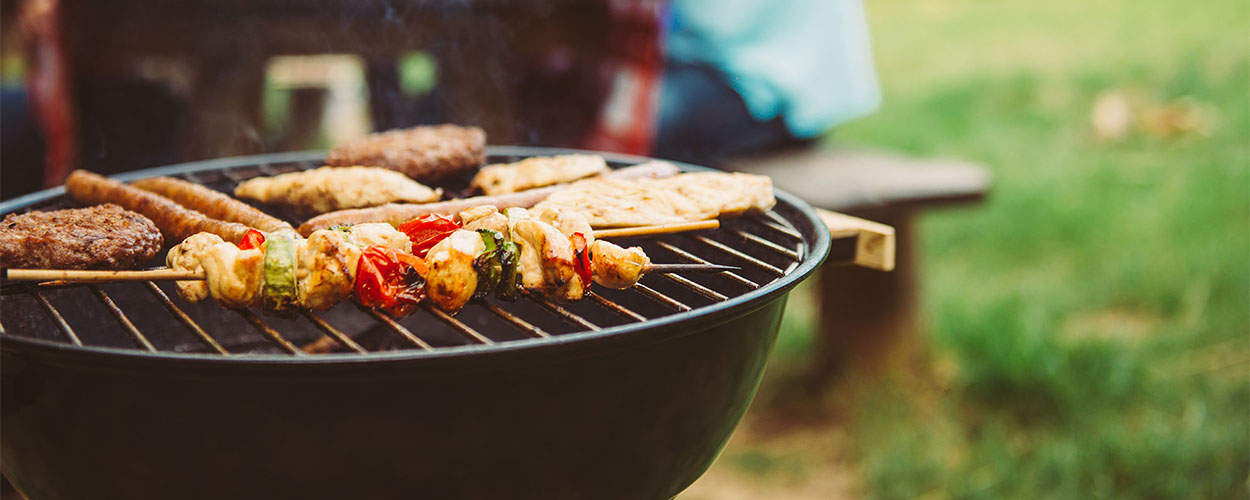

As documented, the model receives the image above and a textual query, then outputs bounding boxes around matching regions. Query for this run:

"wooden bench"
[726,146,991,385]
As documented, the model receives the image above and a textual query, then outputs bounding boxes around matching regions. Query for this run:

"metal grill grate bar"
[763,211,803,239]
[144,282,230,355]
[733,229,801,261]
[89,286,157,351]
[0,154,824,357]
[632,283,692,312]
[357,305,434,350]
[693,235,786,277]
[660,273,728,302]
[258,165,283,176]
[34,291,82,346]
[301,311,367,353]
[525,293,601,331]
[654,241,759,289]
[482,302,551,338]
[425,304,495,345]
[236,310,304,355]
[586,291,647,322]
[219,169,248,185]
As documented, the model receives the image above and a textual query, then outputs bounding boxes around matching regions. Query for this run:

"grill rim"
[0,147,831,368]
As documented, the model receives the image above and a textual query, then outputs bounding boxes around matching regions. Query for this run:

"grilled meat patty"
[0,204,163,269]
[325,124,487,182]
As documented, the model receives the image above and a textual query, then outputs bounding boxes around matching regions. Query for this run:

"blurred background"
[1,0,1247,498]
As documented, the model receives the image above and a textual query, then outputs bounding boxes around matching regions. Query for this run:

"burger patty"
[324,124,487,182]
[0,204,163,270]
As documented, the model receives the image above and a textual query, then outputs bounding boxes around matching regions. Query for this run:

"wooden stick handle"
[816,208,896,271]
[593,220,720,239]
[2,268,205,282]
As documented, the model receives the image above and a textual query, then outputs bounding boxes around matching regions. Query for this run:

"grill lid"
[0,147,833,362]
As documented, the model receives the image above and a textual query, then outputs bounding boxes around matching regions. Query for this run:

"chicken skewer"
[2,207,733,316]
[0,263,733,284]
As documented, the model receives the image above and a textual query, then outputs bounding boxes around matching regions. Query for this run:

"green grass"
[759,0,1248,498]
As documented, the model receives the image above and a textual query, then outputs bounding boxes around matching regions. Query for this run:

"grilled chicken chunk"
[590,240,650,289]
[533,172,775,227]
[234,166,442,213]
[424,230,486,313]
[532,207,594,246]
[296,230,361,310]
[470,154,608,196]
[347,223,412,254]
[199,243,264,309]
[166,232,225,302]
[459,205,510,239]
[511,218,580,300]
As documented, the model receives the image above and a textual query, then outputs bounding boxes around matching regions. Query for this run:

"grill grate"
[0,151,814,358]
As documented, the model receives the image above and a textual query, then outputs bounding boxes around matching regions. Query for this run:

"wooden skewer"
[1,220,729,284]
[1,263,739,284]
[2,268,204,283]
[593,220,719,239]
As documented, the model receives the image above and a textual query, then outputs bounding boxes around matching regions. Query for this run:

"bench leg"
[810,209,920,387]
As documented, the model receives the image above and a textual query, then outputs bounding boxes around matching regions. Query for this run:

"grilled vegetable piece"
[496,240,521,301]
[233,166,443,213]
[354,246,426,317]
[262,230,298,313]
[238,229,266,251]
[472,230,505,299]
[399,213,460,258]
[130,176,293,232]
[470,154,608,195]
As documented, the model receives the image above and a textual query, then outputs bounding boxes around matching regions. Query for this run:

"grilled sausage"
[66,170,252,244]
[297,160,681,236]
[131,176,293,232]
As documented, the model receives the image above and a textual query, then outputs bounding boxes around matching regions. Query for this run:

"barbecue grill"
[0,147,853,500]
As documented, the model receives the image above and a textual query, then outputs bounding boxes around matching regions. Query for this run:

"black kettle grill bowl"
[0,148,831,500]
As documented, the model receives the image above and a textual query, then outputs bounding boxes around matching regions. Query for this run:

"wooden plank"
[817,209,896,272]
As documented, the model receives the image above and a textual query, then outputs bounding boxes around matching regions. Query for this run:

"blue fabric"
[654,62,800,166]
[665,0,881,138]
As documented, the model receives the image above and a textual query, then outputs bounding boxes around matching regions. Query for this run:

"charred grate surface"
[0,150,814,357]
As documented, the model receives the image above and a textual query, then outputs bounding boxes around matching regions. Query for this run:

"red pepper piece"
[237,229,266,251]
[399,214,461,258]
[571,232,592,285]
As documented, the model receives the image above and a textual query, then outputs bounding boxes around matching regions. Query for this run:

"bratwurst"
[66,170,252,244]
[130,176,293,232]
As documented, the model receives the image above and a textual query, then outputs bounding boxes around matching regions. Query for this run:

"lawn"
[682,0,1249,498]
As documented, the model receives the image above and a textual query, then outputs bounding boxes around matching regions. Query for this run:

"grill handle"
[817,209,895,271]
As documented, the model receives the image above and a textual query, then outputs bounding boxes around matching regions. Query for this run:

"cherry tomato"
[354,246,427,317]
